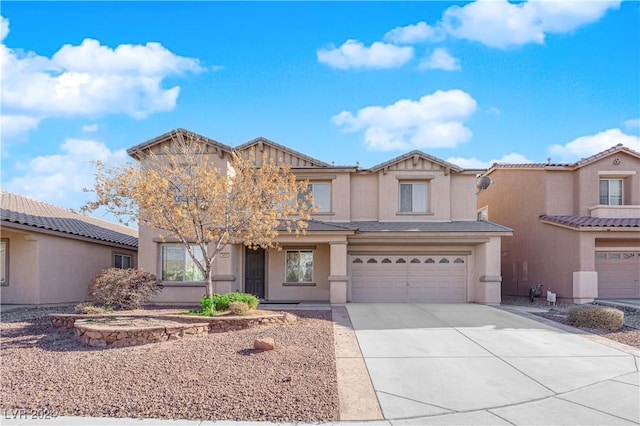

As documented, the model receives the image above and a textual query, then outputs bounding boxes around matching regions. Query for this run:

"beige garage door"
[350,255,467,303]
[596,252,640,299]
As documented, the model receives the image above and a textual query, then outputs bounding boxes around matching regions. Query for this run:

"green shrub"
[75,302,112,314]
[568,305,624,330]
[228,301,250,316]
[197,295,215,316]
[212,292,259,311]
[88,268,162,310]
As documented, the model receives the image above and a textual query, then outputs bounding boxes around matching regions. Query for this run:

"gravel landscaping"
[0,306,338,422]
[501,297,640,349]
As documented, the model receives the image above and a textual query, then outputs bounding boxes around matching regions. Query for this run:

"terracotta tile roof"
[1,192,138,248]
[490,144,640,170]
[276,219,511,233]
[540,215,640,228]
[349,220,512,233]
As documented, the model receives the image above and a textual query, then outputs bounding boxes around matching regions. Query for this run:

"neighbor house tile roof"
[489,144,640,171]
[540,215,640,228]
[1,192,138,248]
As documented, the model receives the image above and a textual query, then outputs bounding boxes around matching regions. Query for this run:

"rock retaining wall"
[50,311,297,349]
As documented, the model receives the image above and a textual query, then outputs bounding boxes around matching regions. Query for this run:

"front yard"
[0,307,339,422]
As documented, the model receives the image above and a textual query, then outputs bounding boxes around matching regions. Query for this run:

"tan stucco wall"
[1,230,39,304]
[573,153,640,214]
[350,174,378,221]
[450,174,478,220]
[479,152,640,301]
[1,228,137,305]
[266,244,330,301]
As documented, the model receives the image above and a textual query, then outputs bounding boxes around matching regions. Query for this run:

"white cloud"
[333,89,477,151]
[418,48,460,71]
[624,118,640,130]
[487,106,501,116]
[4,138,128,210]
[447,152,531,169]
[0,115,42,138]
[549,128,640,162]
[0,15,8,43]
[441,0,620,49]
[82,124,99,132]
[0,15,204,139]
[317,39,413,70]
[383,21,444,44]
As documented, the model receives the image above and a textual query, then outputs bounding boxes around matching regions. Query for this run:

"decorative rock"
[283,313,298,324]
[254,338,275,351]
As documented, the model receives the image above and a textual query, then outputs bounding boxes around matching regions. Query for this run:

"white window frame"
[161,244,205,282]
[300,183,331,213]
[599,178,623,205]
[285,250,314,283]
[0,239,8,286]
[114,253,133,269]
[399,182,427,213]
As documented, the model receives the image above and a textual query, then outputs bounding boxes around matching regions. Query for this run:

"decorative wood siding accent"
[385,157,447,172]
[246,144,321,168]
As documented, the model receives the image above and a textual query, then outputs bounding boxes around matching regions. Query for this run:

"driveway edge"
[332,305,384,421]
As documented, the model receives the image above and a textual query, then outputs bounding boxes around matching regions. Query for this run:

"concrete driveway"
[345,303,640,425]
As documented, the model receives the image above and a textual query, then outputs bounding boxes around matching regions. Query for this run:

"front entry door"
[245,247,265,299]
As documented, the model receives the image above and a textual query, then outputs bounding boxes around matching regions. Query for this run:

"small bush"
[568,305,624,330]
[75,302,112,315]
[197,295,215,316]
[212,292,259,311]
[228,301,250,316]
[88,268,162,310]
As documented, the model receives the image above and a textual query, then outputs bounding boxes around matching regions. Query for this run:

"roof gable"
[1,192,138,248]
[235,137,331,168]
[369,150,463,174]
[488,144,640,173]
[127,128,233,160]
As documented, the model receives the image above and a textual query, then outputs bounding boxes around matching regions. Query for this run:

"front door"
[245,247,265,299]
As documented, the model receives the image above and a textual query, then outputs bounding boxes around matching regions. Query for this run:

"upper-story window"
[300,183,331,213]
[599,179,623,205]
[399,182,427,213]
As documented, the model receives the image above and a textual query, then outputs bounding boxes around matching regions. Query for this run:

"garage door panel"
[350,255,467,303]
[596,252,640,299]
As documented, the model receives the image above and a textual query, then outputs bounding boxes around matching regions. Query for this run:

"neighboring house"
[477,144,640,303]
[130,129,512,305]
[0,192,138,305]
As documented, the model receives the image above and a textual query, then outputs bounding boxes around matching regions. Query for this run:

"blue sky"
[1,1,639,222]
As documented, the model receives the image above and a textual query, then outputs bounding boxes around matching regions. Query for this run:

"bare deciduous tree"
[83,135,314,298]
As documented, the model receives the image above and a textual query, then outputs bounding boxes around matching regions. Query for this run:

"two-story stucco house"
[477,144,640,303]
[130,129,511,305]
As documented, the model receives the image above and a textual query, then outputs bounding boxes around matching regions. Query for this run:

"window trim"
[599,178,623,206]
[398,181,429,214]
[0,239,8,286]
[302,182,332,214]
[160,244,205,283]
[284,249,315,285]
[113,253,133,269]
